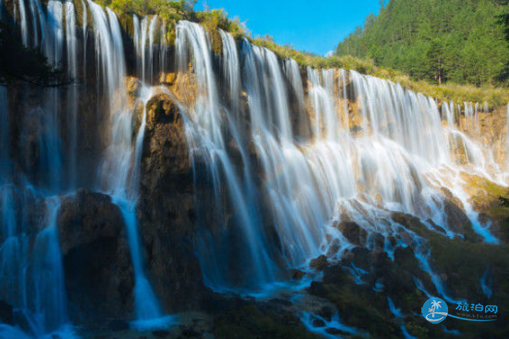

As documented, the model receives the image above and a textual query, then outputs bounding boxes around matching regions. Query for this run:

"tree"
[427,38,446,84]
[335,0,509,86]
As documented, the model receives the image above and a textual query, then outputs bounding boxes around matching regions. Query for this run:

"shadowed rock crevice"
[57,189,134,324]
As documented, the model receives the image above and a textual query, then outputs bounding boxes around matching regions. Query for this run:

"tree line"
[336,0,509,87]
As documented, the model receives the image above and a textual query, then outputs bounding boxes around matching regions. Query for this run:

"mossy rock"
[207,28,223,56]
[212,304,321,339]
[461,172,509,212]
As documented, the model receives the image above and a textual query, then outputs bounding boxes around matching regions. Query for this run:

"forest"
[336,0,509,87]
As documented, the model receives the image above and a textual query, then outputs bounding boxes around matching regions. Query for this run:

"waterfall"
[220,30,241,116]
[65,0,78,188]
[386,298,417,339]
[338,69,350,135]
[159,22,167,79]
[81,0,87,76]
[0,188,75,338]
[3,0,509,333]
[174,24,505,296]
[1,0,177,334]
[44,1,64,67]
[32,198,68,334]
[135,16,148,81]
[147,16,158,83]
[480,268,493,300]
[507,104,509,167]
[0,86,8,178]
[133,15,141,73]
[18,0,29,45]
[176,21,223,145]
[308,68,340,140]
[177,21,279,291]
[442,101,455,127]
[27,0,39,47]
[264,48,293,141]
[88,1,170,328]
[284,59,305,114]
[132,15,164,83]
[0,1,76,336]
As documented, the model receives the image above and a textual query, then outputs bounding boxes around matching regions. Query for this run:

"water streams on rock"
[1,0,172,336]
[1,1,508,337]
[175,21,504,294]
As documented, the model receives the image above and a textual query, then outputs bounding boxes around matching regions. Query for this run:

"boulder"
[138,92,205,312]
[57,189,134,323]
[333,221,368,246]
[310,255,329,270]
[289,269,306,280]
[0,300,13,325]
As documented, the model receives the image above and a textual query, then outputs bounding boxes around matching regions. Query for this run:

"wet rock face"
[138,91,205,312]
[458,172,509,241]
[0,300,14,325]
[333,221,368,246]
[458,106,508,165]
[57,189,134,323]
[143,92,191,182]
[5,50,109,191]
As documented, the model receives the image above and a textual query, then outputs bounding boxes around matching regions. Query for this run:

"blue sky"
[197,0,382,56]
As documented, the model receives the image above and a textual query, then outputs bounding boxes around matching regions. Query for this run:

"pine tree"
[336,0,509,86]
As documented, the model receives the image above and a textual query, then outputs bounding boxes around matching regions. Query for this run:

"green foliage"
[336,0,509,87]
[98,0,246,44]
[250,35,509,106]
[250,36,378,72]
[196,8,244,39]
[97,0,193,18]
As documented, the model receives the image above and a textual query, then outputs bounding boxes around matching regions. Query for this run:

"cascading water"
[3,1,509,336]
[88,1,172,328]
[133,14,166,84]
[219,29,241,117]
[65,0,78,188]
[18,0,29,45]
[0,193,76,339]
[174,23,507,300]
[507,104,509,167]
[0,86,8,177]
[0,2,75,337]
[1,0,177,335]
[31,198,68,335]
[176,21,279,292]
[80,0,87,75]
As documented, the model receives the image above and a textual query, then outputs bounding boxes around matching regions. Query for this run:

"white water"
[175,23,507,299]
[89,1,171,328]
[0,6,73,336]
[300,311,360,339]
[4,2,509,336]
[177,21,279,291]
[133,14,166,84]
[481,268,493,299]
[18,0,29,45]
[65,1,78,188]
[1,0,174,335]
[0,86,8,178]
